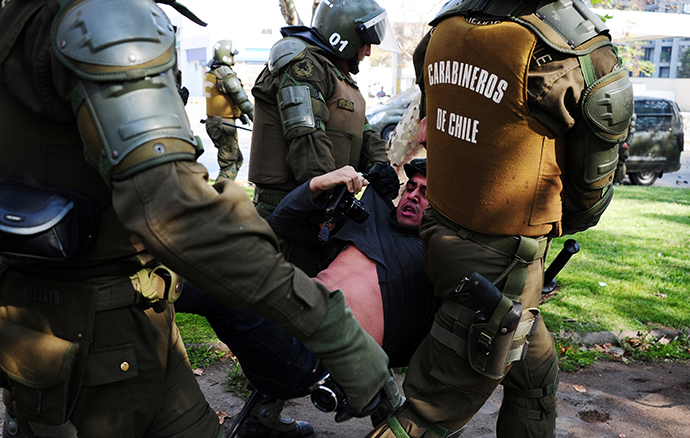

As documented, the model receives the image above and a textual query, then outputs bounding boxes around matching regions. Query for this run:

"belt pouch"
[0,178,100,262]
[0,318,79,431]
[0,269,97,435]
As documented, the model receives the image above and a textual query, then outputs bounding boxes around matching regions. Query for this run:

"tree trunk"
[279,0,303,25]
[385,89,426,183]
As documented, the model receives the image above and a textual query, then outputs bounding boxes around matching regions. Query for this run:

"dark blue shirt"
[269,183,438,366]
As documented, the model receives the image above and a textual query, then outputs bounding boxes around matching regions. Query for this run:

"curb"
[186,329,690,352]
[554,328,690,345]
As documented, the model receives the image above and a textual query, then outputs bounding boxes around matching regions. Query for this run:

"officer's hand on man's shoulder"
[366,163,400,200]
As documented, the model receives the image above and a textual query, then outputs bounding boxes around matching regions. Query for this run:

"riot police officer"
[367,1,634,437]
[0,1,389,437]
[249,0,399,225]
[205,39,254,181]
[239,1,399,434]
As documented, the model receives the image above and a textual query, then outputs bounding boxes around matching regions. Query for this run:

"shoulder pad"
[582,68,634,144]
[430,0,526,26]
[52,0,176,82]
[268,37,308,73]
[214,65,235,79]
[535,0,608,49]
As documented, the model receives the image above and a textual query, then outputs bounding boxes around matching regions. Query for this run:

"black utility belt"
[0,177,101,263]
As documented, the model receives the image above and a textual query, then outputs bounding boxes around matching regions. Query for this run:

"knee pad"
[499,358,559,438]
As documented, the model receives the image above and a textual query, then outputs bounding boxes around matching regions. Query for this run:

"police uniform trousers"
[0,268,223,438]
[367,209,558,438]
[206,116,243,181]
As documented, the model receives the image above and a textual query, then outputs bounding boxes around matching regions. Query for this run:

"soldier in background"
[205,39,254,181]
[248,0,400,227]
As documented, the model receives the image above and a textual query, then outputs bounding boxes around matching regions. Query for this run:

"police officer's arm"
[113,164,388,411]
[51,0,387,412]
[361,124,389,168]
[527,42,632,235]
[268,166,367,244]
[280,59,340,184]
[216,66,254,122]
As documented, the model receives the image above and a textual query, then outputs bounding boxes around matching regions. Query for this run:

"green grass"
[176,312,219,344]
[225,360,253,399]
[185,344,228,369]
[541,186,690,334]
[626,332,690,361]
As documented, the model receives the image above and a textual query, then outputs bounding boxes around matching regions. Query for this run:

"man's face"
[395,173,428,228]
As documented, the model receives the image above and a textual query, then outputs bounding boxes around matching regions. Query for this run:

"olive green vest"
[248,49,366,189]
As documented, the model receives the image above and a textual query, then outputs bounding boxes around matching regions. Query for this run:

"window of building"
[643,47,653,61]
[186,47,206,63]
[660,46,672,63]
[659,66,670,78]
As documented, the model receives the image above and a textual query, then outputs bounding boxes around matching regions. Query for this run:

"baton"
[227,389,262,438]
[200,118,253,132]
[542,239,580,294]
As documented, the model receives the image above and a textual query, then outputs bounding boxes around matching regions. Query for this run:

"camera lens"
[338,196,370,223]
[311,385,340,412]
[325,185,370,224]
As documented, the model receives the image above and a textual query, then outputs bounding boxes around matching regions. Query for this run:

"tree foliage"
[598,0,659,77]
[277,0,321,26]
[616,43,655,77]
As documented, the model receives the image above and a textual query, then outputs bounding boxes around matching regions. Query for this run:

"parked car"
[625,96,684,186]
[366,86,420,142]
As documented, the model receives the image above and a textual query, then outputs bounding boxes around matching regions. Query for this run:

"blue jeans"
[175,282,326,399]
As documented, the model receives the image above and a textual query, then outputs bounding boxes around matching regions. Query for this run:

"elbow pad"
[581,68,635,184]
[52,0,198,183]
[223,74,254,119]
[277,85,327,140]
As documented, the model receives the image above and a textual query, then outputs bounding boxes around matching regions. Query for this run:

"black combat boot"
[236,397,315,438]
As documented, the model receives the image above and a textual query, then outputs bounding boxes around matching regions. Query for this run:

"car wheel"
[380,124,396,142]
[629,170,659,186]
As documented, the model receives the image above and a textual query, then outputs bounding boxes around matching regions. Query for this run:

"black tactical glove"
[366,163,400,200]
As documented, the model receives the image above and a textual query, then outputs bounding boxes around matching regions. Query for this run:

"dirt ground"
[188,359,690,438]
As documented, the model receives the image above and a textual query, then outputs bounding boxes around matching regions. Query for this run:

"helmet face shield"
[357,10,399,54]
[356,9,387,45]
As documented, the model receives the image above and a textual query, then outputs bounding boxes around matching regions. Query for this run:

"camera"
[324,185,370,224]
[309,370,404,422]
[310,375,345,413]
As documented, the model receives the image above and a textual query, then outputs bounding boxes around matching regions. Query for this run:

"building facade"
[630,0,690,78]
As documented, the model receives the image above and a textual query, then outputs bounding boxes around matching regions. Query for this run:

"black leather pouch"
[0,178,100,262]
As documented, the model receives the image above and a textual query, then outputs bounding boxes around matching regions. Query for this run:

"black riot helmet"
[311,0,398,64]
